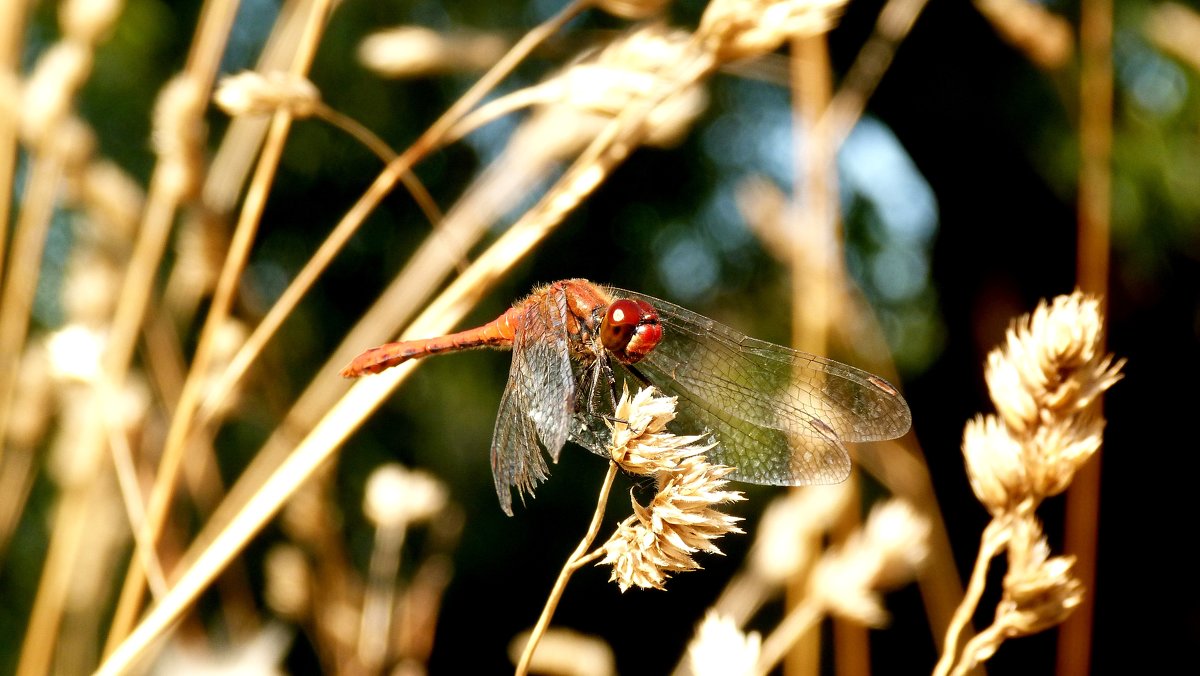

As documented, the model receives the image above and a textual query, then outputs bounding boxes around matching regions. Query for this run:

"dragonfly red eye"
[602,298,661,364]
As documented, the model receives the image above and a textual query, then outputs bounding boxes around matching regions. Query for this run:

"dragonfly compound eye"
[602,298,662,364]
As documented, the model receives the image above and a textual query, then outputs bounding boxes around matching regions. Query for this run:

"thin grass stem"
[0,154,61,473]
[933,517,1010,676]
[0,0,28,285]
[950,622,1008,676]
[358,524,407,669]
[755,596,824,676]
[310,101,446,228]
[516,461,619,676]
[8,156,71,676]
[819,0,932,148]
[107,420,168,597]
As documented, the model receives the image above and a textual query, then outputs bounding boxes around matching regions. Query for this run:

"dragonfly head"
[601,298,662,364]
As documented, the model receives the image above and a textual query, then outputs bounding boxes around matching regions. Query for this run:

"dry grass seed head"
[601,387,744,591]
[508,627,615,676]
[20,41,93,147]
[264,544,311,620]
[214,71,321,118]
[985,291,1122,434]
[363,463,448,529]
[698,0,849,62]
[980,291,1124,501]
[608,384,713,475]
[152,74,207,200]
[596,0,674,20]
[62,0,123,44]
[999,516,1084,635]
[601,456,745,592]
[808,499,930,626]
[961,414,1029,515]
[358,26,507,77]
[686,610,761,676]
[551,24,709,148]
[749,483,854,582]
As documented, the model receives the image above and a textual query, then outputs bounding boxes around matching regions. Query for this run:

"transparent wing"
[490,287,576,514]
[567,358,620,458]
[611,288,912,487]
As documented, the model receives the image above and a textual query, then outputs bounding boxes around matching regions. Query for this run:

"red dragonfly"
[342,279,911,514]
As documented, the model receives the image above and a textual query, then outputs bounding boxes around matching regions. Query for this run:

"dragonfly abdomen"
[340,307,520,376]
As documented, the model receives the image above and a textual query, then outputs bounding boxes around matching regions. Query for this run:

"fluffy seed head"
[686,611,761,676]
[214,71,321,118]
[698,0,849,62]
[363,464,448,529]
[600,387,744,591]
[808,499,929,626]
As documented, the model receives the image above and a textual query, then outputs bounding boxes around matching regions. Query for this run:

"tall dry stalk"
[1061,0,1114,670]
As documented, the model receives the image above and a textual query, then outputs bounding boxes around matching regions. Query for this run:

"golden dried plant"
[936,291,1124,676]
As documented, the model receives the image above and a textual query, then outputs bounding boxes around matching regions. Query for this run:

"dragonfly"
[342,279,911,515]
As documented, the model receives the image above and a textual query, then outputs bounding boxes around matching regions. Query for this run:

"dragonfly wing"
[490,286,576,514]
[566,359,621,458]
[613,289,911,487]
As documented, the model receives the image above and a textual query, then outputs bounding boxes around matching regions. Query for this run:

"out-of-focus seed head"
[686,611,761,676]
[20,42,93,147]
[7,345,53,449]
[749,483,852,582]
[214,71,321,118]
[264,544,311,620]
[62,0,123,44]
[1146,3,1200,73]
[79,160,145,240]
[358,26,508,78]
[507,628,615,676]
[363,464,448,529]
[808,499,929,626]
[596,0,674,20]
[62,250,122,324]
[973,0,1073,70]
[152,75,207,201]
[46,324,107,384]
[550,25,709,148]
[698,0,848,63]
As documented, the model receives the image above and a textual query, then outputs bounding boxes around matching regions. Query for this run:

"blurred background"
[1,0,1197,673]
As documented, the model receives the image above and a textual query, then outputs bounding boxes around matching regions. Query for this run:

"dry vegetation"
[0,0,1134,674]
